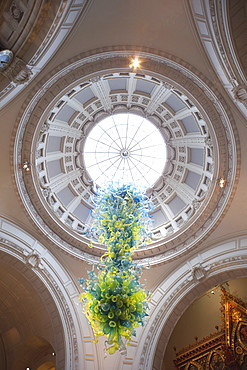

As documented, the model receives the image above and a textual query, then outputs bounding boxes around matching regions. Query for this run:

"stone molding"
[233,84,247,106]
[2,56,32,84]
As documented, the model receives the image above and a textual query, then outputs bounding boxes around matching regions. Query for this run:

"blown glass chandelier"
[79,183,153,355]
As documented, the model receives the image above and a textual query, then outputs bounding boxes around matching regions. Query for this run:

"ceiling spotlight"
[51,352,56,356]
[22,161,30,171]
[129,57,140,69]
[218,178,226,188]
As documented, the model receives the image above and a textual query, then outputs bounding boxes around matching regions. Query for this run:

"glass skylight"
[83,113,167,189]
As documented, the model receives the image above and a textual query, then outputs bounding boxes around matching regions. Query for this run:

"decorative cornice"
[174,330,224,365]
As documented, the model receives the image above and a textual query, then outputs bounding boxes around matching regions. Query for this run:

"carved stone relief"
[2,56,32,84]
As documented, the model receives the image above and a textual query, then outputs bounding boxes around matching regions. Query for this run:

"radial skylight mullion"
[130,142,164,153]
[112,115,125,150]
[112,157,125,179]
[84,151,119,154]
[125,117,145,152]
[129,155,161,175]
[86,153,120,169]
[126,155,136,184]
[99,122,122,150]
[131,152,164,161]
[128,128,160,152]
[127,156,148,186]
[124,114,130,150]
[85,135,119,151]
[94,156,122,182]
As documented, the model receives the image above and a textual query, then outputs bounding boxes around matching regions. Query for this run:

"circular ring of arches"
[13,47,240,265]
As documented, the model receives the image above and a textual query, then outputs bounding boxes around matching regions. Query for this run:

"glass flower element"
[83,113,167,189]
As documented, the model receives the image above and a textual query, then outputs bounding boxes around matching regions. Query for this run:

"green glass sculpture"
[79,183,153,355]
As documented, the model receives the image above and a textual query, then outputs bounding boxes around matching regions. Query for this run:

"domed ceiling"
[14,49,238,265]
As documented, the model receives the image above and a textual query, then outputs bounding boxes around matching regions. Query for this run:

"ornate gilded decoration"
[174,332,225,370]
[174,287,247,369]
